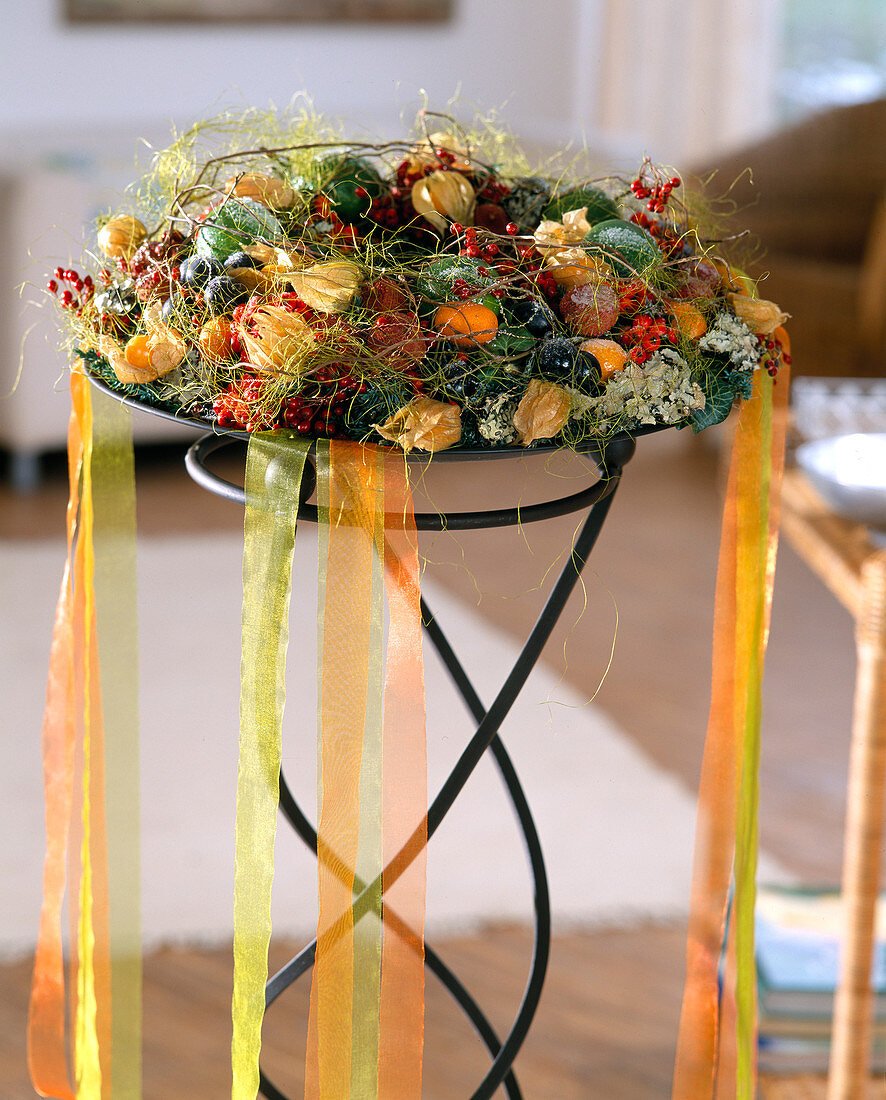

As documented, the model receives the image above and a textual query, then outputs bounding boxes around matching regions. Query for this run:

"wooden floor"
[2,430,884,1097]
[1,925,689,1098]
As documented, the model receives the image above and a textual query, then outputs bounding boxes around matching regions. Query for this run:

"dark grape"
[224,251,260,271]
[534,338,577,378]
[572,352,601,390]
[205,275,250,316]
[508,296,554,339]
[179,255,223,290]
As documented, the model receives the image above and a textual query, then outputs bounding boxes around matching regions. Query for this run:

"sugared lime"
[542,186,619,225]
[414,254,499,308]
[195,196,284,261]
[315,155,383,223]
[584,219,659,278]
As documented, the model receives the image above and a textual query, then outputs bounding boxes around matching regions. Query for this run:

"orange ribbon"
[673,359,789,1099]
[305,442,427,1099]
[378,453,427,1099]
[30,369,141,1099]
[28,372,84,1099]
[306,440,381,1098]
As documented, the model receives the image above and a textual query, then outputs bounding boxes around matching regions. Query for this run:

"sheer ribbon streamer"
[232,434,310,1099]
[305,441,427,1099]
[29,370,141,1098]
[233,437,426,1099]
[672,359,789,1099]
[35,364,784,1097]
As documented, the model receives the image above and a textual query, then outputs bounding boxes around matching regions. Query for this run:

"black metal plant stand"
[184,428,641,1100]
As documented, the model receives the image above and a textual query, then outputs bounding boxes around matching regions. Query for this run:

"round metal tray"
[84,369,669,464]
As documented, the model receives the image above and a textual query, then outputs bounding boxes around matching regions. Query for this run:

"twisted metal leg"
[258,468,625,1099]
[270,772,525,1100]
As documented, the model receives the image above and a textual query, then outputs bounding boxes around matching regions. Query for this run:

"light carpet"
[1,531,785,958]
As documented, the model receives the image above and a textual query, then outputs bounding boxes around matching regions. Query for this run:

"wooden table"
[778,469,886,1099]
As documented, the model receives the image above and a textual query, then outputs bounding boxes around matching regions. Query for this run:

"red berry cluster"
[395,147,471,186]
[47,267,93,313]
[630,173,681,213]
[213,365,368,436]
[433,147,459,165]
[308,197,361,244]
[630,211,661,237]
[452,223,502,263]
[475,175,511,204]
[213,375,276,432]
[394,159,425,190]
[630,211,689,259]
[282,366,368,436]
[620,313,679,364]
[534,269,559,300]
[449,277,479,301]
[368,176,439,246]
[617,279,655,314]
[758,333,789,378]
[365,190,402,230]
[222,292,387,431]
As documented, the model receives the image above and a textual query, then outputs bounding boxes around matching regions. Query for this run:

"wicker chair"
[694,97,886,378]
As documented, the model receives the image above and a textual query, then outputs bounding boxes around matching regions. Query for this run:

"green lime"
[195,196,284,261]
[584,218,659,278]
[542,186,619,225]
[317,155,383,223]
[414,254,499,307]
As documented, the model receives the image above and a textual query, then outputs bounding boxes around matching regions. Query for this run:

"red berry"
[47,280,58,294]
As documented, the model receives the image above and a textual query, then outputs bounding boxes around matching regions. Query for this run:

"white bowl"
[795,433,886,528]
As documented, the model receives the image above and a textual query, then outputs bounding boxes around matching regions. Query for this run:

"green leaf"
[484,323,536,357]
[690,368,739,433]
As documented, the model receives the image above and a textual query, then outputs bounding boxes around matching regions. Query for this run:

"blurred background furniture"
[780,471,886,1099]
[694,96,886,380]
[782,378,886,1096]
[0,130,199,490]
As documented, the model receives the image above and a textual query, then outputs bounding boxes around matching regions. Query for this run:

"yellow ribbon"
[91,390,142,1098]
[352,445,385,1099]
[232,432,310,1100]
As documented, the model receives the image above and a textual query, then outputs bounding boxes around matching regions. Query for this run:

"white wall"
[2,0,783,177]
[1,0,590,158]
